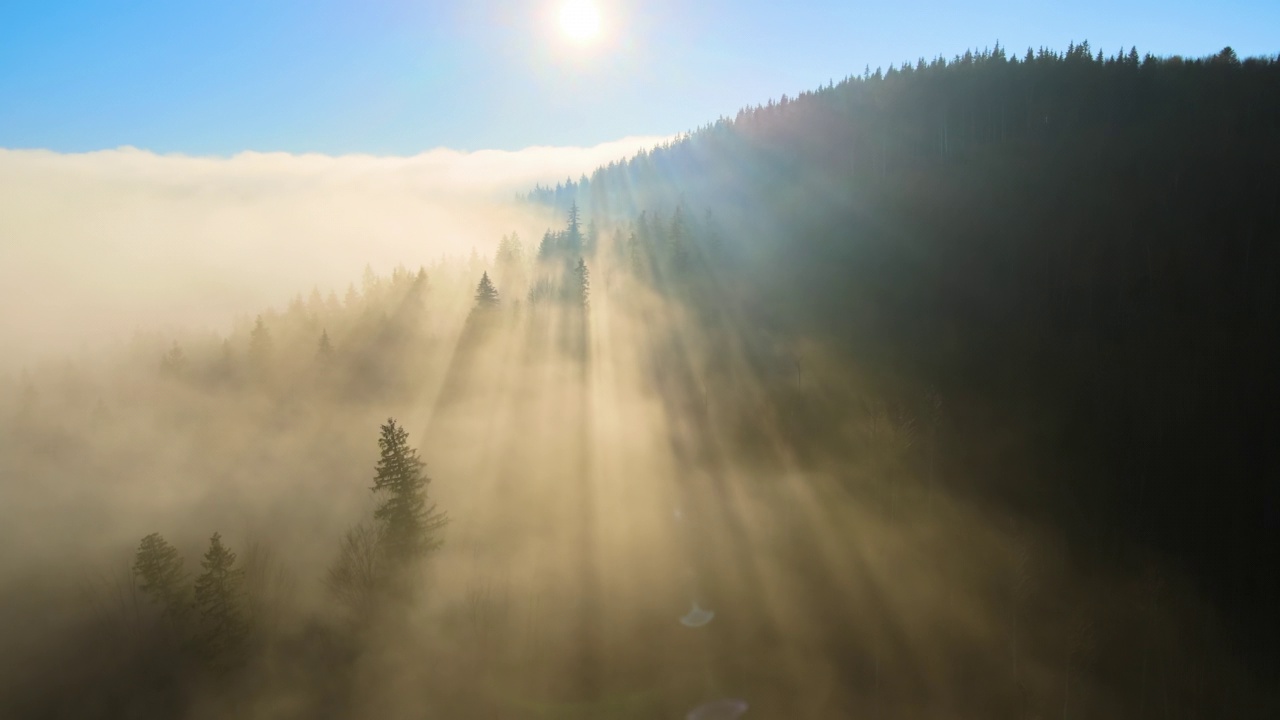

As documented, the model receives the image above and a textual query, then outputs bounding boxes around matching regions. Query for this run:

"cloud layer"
[0,136,664,368]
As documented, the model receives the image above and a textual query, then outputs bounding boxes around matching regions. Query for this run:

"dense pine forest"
[1,42,1277,720]
[538,38,1280,683]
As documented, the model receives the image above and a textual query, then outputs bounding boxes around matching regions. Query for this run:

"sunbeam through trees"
[0,39,1278,720]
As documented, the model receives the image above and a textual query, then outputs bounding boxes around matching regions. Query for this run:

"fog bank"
[0,136,665,369]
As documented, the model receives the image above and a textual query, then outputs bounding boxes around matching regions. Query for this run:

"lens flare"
[680,601,715,627]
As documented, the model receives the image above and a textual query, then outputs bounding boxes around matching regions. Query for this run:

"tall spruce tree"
[133,533,189,624]
[371,419,447,564]
[571,258,591,309]
[473,272,500,309]
[193,532,246,661]
[537,230,557,262]
[564,202,584,257]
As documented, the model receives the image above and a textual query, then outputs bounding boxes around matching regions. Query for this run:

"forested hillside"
[536,41,1280,682]
[2,41,1278,720]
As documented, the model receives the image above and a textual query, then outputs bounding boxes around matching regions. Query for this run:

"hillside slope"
[541,42,1280,672]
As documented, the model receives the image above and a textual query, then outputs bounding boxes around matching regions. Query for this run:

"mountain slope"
[542,43,1280,673]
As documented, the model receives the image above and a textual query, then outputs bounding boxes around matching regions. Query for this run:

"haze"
[1,2,1278,719]
[0,136,663,368]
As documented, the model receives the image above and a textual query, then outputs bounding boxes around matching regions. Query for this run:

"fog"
[0,144,1265,719]
[0,136,663,369]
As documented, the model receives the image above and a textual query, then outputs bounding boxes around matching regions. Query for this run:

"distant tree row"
[532,43,1277,220]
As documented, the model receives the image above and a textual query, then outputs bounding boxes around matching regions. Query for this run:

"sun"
[558,0,602,44]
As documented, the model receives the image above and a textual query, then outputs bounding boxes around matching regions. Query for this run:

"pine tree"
[473,272,500,309]
[572,258,591,308]
[193,532,246,662]
[564,202,584,257]
[371,419,447,565]
[537,230,556,261]
[133,533,189,624]
[248,315,271,371]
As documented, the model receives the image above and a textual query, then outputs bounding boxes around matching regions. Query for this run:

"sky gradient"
[2,0,1277,155]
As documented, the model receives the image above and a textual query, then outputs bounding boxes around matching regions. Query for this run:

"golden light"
[558,0,602,44]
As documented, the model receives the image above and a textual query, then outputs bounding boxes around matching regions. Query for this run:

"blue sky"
[2,0,1276,155]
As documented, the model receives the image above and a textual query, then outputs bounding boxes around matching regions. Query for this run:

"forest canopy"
[532,42,1280,677]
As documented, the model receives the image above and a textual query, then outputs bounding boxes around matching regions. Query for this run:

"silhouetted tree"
[537,230,557,262]
[132,533,189,625]
[371,419,447,565]
[564,202,584,257]
[193,532,246,663]
[473,272,500,309]
[570,258,590,308]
